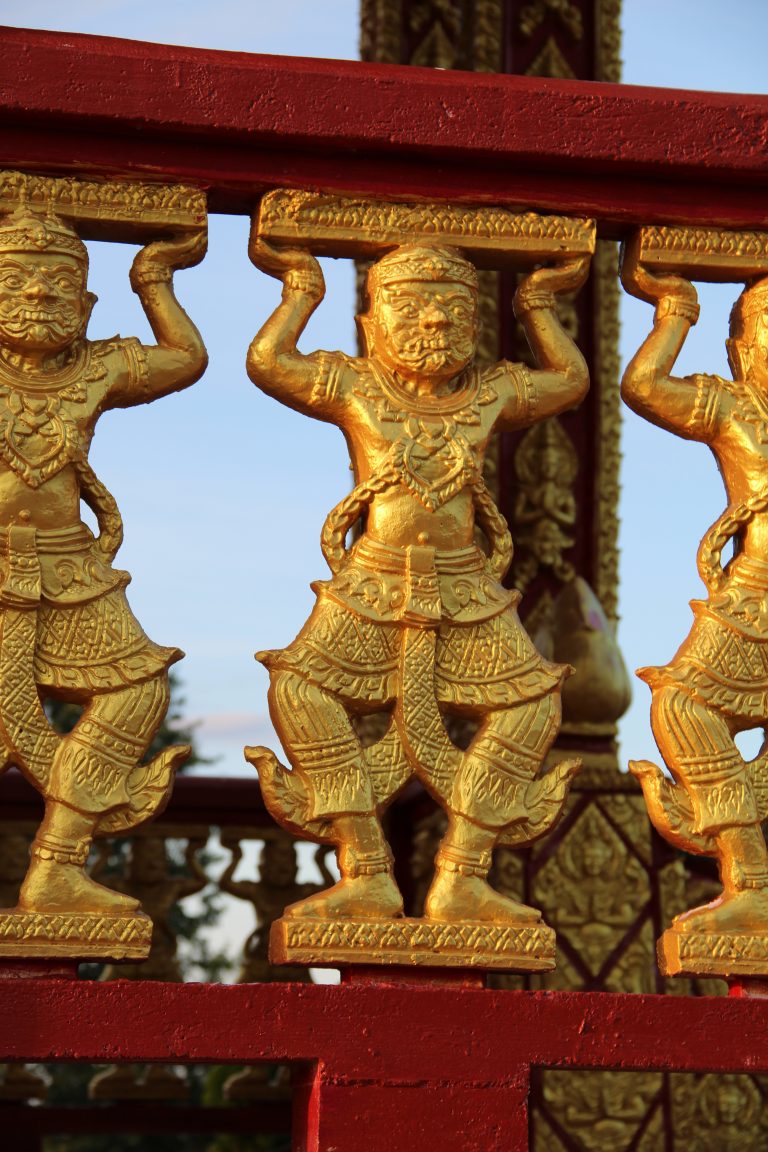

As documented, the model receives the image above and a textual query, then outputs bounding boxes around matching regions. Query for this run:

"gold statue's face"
[0,252,88,355]
[373,279,477,382]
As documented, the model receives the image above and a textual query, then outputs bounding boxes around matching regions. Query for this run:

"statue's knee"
[651,685,732,766]
[270,671,310,717]
[268,671,332,740]
[486,694,560,753]
[90,676,169,741]
[139,675,170,724]
[651,685,683,720]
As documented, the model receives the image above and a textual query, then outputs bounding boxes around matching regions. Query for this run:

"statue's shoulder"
[683,370,729,391]
[679,371,732,441]
[481,358,535,412]
[87,335,130,375]
[87,335,149,397]
[306,350,364,409]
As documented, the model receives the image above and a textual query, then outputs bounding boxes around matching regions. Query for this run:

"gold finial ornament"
[0,174,207,961]
[622,226,768,979]
[246,191,594,971]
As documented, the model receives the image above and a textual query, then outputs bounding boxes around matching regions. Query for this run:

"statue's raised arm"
[246,229,349,424]
[244,192,596,976]
[105,228,208,407]
[503,255,590,428]
[0,175,208,964]
[620,235,710,440]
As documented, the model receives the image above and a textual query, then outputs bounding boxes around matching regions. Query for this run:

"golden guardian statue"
[623,225,768,979]
[246,192,594,971]
[0,177,206,960]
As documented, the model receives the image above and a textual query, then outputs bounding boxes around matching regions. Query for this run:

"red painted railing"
[1,25,768,1150]
[1,979,768,1150]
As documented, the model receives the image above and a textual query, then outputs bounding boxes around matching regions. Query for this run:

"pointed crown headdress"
[367,243,478,297]
[0,202,88,266]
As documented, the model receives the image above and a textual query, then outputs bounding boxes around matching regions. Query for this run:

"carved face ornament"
[0,253,88,356]
[374,280,477,382]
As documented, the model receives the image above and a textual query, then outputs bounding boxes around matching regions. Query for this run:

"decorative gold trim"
[519,0,584,40]
[478,268,501,498]
[258,190,596,266]
[660,928,768,978]
[638,224,768,280]
[0,170,206,241]
[359,0,402,63]
[0,910,152,960]
[526,37,577,79]
[592,238,622,622]
[566,763,640,792]
[593,1,622,623]
[271,916,555,971]
[472,0,504,72]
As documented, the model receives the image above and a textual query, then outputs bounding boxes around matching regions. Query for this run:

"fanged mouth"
[4,310,68,323]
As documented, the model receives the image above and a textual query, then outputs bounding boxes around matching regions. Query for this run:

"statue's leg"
[19,675,169,916]
[426,694,559,924]
[652,683,768,932]
[268,670,402,919]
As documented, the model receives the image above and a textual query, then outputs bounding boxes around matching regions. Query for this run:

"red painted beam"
[2,27,768,231]
[1,981,766,1078]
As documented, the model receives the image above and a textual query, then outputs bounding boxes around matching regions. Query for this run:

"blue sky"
[0,0,766,779]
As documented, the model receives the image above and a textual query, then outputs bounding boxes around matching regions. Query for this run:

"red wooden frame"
[2,24,768,1150]
[1,979,768,1150]
[2,26,768,230]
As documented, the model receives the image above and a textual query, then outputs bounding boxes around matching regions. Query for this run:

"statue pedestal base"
[660,927,768,978]
[270,916,555,972]
[0,910,152,961]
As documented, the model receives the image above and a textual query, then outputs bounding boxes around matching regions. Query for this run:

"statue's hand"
[520,255,591,297]
[620,234,697,306]
[130,228,207,291]
[249,229,324,296]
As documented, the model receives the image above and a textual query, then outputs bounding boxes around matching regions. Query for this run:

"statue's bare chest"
[354,364,497,511]
[0,346,105,487]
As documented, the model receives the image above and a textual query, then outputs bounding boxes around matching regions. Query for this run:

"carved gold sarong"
[0,524,180,695]
[639,554,768,723]
[259,536,565,710]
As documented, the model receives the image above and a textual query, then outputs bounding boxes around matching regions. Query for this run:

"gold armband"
[283,268,324,296]
[130,264,173,290]
[514,289,556,316]
[656,296,700,325]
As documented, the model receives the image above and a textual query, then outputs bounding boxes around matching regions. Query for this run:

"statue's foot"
[673,889,768,935]
[18,860,139,916]
[284,873,403,920]
[425,873,542,925]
